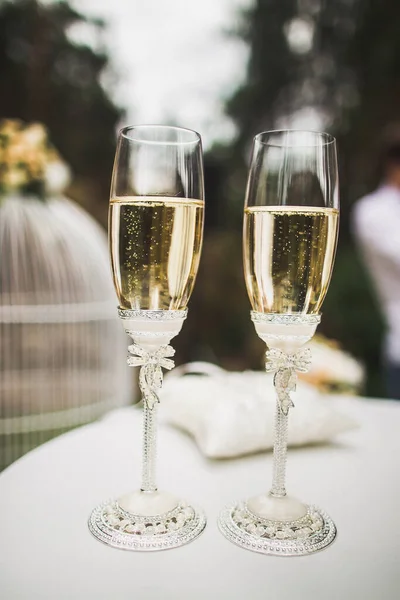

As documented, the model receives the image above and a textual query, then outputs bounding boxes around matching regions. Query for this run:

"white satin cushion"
[159,363,357,459]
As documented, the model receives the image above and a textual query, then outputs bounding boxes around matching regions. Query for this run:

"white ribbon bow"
[127,344,175,409]
[265,347,311,374]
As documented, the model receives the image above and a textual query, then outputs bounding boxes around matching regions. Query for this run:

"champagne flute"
[89,125,206,551]
[218,130,339,556]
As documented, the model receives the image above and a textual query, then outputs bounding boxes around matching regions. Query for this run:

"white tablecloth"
[1,396,400,600]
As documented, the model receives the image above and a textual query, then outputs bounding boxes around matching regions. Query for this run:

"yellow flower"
[0,119,68,197]
[0,119,23,138]
[3,141,27,164]
[22,123,48,148]
[2,167,29,188]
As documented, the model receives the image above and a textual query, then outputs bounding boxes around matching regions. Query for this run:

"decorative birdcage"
[0,120,131,470]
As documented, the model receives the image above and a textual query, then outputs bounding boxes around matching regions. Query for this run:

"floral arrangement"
[299,334,365,395]
[0,119,69,200]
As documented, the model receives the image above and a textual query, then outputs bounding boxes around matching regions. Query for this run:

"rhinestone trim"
[126,330,179,338]
[89,500,206,551]
[118,309,188,321]
[218,502,336,556]
[258,334,313,343]
[251,312,321,326]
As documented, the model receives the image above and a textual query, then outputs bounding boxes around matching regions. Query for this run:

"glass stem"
[270,391,288,498]
[141,392,158,493]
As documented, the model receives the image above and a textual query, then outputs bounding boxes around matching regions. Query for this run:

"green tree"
[0,0,123,223]
[203,0,400,394]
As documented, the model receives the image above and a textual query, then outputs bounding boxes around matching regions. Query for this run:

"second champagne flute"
[89,125,206,551]
[218,129,339,556]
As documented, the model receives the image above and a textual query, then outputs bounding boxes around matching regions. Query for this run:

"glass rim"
[254,129,336,148]
[120,124,201,146]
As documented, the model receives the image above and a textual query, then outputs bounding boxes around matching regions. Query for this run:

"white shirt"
[352,185,400,363]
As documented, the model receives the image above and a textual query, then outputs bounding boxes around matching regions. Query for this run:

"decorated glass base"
[219,502,336,556]
[218,312,337,556]
[89,499,206,552]
[89,309,206,551]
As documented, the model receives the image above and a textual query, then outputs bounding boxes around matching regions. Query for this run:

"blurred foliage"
[1,0,398,395]
[0,0,122,224]
[180,0,400,395]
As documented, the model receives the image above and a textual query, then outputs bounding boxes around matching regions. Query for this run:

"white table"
[1,397,400,600]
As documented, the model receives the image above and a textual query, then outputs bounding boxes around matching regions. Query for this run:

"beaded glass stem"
[88,309,206,551]
[271,401,288,497]
[218,312,337,556]
[141,402,157,493]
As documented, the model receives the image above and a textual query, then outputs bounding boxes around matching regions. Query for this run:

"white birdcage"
[0,193,131,470]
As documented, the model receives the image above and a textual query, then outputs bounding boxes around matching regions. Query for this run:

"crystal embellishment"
[89,501,206,552]
[218,310,337,557]
[89,307,206,552]
[127,343,175,409]
[118,308,188,321]
[219,502,336,556]
[265,346,311,414]
[251,312,321,326]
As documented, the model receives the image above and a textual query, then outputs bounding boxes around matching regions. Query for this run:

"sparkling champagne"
[244,205,339,314]
[110,196,204,310]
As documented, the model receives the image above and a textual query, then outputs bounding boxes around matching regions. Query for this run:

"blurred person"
[352,127,400,399]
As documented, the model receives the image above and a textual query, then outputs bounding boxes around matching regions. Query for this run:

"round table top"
[1,396,400,600]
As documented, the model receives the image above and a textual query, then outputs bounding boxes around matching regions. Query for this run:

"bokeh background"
[2,0,399,401]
